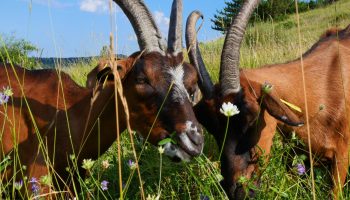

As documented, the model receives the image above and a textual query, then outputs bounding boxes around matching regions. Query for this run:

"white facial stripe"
[167,65,190,103]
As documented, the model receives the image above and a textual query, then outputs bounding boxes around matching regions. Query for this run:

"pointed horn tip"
[190,10,204,19]
[187,10,204,33]
[167,0,184,55]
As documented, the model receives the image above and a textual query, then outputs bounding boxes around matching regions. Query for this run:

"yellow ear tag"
[280,99,302,113]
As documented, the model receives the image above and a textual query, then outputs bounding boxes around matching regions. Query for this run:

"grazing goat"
[0,0,203,197]
[186,0,350,199]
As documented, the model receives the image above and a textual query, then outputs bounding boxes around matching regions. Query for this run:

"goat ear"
[86,57,135,88]
[115,58,133,79]
[96,67,113,82]
[86,62,110,88]
[262,91,304,127]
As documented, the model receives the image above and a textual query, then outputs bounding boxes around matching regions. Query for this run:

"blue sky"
[0,0,226,57]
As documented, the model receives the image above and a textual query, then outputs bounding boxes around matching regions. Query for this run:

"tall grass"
[1,0,350,199]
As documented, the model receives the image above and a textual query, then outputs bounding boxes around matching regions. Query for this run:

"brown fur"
[0,51,202,198]
[195,25,350,199]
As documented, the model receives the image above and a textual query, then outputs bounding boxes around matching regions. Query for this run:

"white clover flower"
[220,102,240,117]
[158,146,164,154]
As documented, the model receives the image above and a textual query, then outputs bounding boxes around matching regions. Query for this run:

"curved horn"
[168,0,183,55]
[113,0,166,53]
[186,11,214,99]
[219,0,260,96]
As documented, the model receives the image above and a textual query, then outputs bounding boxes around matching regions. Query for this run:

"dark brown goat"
[186,1,350,199]
[0,0,203,198]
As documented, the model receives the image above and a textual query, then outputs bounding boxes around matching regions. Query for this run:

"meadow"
[2,0,350,199]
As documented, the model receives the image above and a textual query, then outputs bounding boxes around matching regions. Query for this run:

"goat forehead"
[166,65,190,103]
[168,65,184,84]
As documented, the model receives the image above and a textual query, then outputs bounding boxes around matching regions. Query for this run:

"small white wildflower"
[102,160,110,169]
[82,159,95,170]
[215,173,224,182]
[158,146,164,154]
[146,194,160,200]
[3,86,13,97]
[220,102,240,117]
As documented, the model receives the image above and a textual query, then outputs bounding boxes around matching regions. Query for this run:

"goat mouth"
[177,133,203,156]
[163,142,193,162]
[161,135,204,162]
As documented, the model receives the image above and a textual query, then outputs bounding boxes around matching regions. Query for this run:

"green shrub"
[0,34,40,69]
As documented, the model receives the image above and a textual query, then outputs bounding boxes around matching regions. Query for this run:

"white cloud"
[80,0,109,13]
[153,11,170,36]
[154,11,170,27]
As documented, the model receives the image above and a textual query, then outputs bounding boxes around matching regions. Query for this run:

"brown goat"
[0,0,204,198]
[186,1,350,199]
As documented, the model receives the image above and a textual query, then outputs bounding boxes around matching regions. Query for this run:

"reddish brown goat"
[186,1,350,199]
[1,0,204,198]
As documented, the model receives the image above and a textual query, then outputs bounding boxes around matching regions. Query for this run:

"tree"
[211,0,336,33]
[256,0,294,21]
[0,34,40,69]
[211,0,244,33]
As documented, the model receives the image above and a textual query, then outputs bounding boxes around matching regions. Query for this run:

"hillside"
[35,54,126,68]
[199,0,350,82]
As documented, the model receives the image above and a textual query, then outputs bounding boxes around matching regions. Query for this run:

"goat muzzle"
[163,122,204,161]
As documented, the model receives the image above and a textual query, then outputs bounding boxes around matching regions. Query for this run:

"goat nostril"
[187,129,203,146]
[184,121,203,145]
